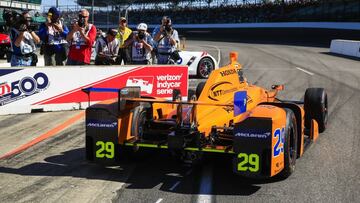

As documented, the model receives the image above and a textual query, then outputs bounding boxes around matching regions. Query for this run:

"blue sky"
[42,0,77,7]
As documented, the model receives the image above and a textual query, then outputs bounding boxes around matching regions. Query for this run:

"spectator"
[66,9,96,65]
[39,7,69,66]
[10,11,40,67]
[96,29,106,38]
[123,23,153,65]
[94,28,119,65]
[152,16,180,64]
[115,17,132,65]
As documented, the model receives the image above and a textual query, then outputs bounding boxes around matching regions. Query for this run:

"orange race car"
[83,52,328,178]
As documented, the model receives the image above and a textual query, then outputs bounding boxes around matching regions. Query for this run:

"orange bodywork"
[86,51,318,178]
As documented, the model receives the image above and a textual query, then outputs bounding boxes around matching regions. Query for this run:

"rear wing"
[82,87,248,126]
[82,87,141,111]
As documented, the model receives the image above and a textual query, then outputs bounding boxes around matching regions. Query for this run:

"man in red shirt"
[66,9,96,65]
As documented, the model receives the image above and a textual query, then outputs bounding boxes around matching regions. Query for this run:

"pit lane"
[1,41,359,202]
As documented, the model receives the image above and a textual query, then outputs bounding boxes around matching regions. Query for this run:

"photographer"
[152,16,180,64]
[115,17,132,65]
[8,11,40,67]
[95,28,119,65]
[123,23,153,65]
[39,7,69,66]
[66,9,96,65]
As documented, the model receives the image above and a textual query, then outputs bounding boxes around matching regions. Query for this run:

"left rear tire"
[279,108,298,179]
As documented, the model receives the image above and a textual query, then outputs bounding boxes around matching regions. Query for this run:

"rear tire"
[188,89,196,101]
[195,81,206,99]
[304,88,328,133]
[131,104,148,141]
[197,57,215,78]
[279,108,298,179]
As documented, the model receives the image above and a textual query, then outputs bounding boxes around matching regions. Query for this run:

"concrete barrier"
[330,39,360,58]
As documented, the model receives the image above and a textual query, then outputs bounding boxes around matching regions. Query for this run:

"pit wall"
[0,65,188,115]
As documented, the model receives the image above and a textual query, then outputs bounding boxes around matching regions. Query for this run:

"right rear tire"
[304,88,328,133]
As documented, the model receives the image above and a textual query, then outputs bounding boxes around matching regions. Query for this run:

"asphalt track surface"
[1,40,360,203]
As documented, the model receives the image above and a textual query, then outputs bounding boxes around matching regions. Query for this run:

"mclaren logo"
[208,81,237,101]
[87,121,118,128]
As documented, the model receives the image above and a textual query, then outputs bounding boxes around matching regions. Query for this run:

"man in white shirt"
[95,28,119,65]
[124,23,153,65]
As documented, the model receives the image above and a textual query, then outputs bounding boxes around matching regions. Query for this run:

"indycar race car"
[83,52,328,178]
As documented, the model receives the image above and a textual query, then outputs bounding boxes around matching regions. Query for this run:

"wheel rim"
[198,58,214,78]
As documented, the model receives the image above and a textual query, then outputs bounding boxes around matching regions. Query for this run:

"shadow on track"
[0,147,287,196]
[321,52,360,61]
[0,148,129,183]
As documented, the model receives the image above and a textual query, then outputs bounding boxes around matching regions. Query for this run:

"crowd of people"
[85,0,359,25]
[8,7,181,67]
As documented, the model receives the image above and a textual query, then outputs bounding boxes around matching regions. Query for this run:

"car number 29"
[95,141,114,159]
[237,153,259,172]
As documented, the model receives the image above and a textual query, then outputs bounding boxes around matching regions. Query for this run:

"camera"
[77,15,86,28]
[162,19,173,36]
[137,31,145,40]
[50,17,59,24]
[2,9,35,32]
[3,10,24,29]
[164,25,172,33]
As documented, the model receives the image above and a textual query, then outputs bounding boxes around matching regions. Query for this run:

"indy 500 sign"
[0,72,49,106]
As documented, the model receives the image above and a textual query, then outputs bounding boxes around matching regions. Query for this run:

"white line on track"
[169,180,181,191]
[296,67,314,76]
[155,198,163,203]
[201,45,221,67]
[196,165,213,203]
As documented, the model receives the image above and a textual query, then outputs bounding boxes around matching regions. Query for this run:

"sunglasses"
[79,14,89,18]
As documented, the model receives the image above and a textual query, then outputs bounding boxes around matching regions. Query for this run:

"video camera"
[2,9,36,32]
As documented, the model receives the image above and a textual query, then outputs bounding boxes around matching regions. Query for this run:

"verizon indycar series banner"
[0,65,188,115]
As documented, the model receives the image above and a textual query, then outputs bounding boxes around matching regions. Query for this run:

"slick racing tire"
[131,103,149,141]
[195,81,206,99]
[188,89,196,101]
[279,108,298,179]
[304,88,328,133]
[197,57,215,78]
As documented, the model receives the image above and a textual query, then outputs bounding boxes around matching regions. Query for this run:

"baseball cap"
[137,23,147,31]
[120,17,127,22]
[48,7,60,17]
[107,28,118,36]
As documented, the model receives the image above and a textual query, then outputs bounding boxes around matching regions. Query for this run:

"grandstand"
[42,0,360,29]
